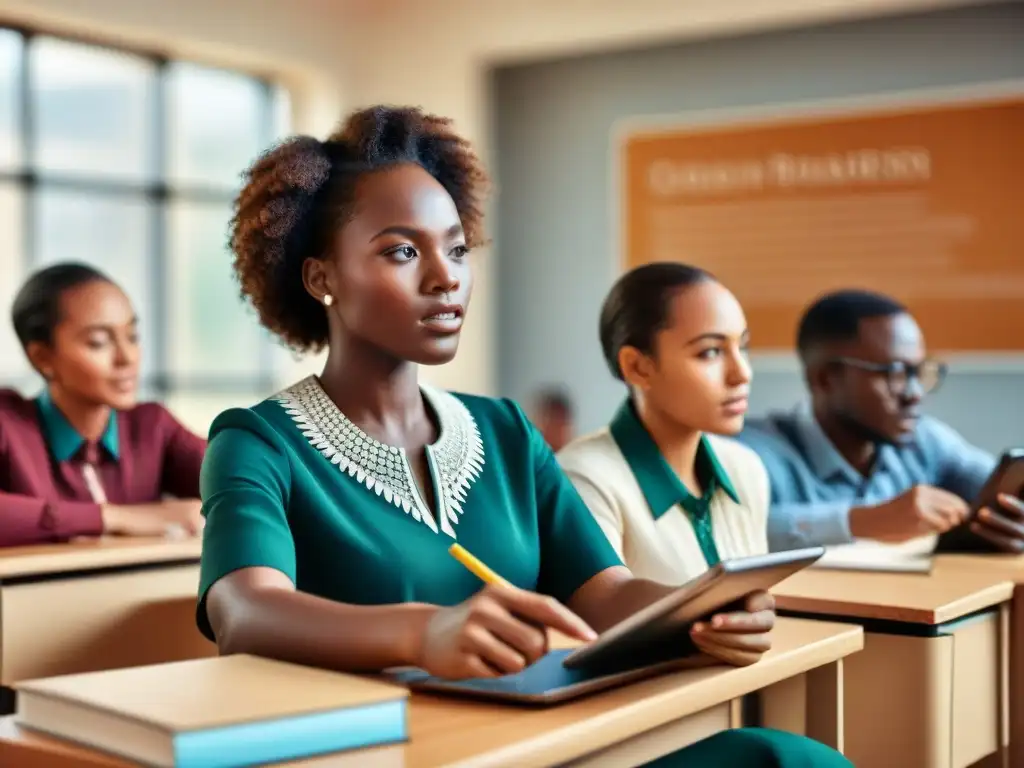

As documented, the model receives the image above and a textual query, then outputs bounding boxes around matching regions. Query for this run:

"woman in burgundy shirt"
[0,263,206,548]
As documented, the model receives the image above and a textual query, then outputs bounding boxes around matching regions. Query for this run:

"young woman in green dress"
[197,105,852,767]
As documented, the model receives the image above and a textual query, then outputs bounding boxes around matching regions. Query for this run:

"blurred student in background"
[739,289,1024,553]
[531,386,575,452]
[0,263,206,548]
[559,263,774,666]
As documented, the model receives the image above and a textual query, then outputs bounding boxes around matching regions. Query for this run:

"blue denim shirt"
[738,403,997,551]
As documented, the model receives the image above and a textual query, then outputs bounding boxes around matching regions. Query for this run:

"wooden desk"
[934,554,1024,768]
[0,618,862,768]
[774,568,1014,768]
[0,537,215,704]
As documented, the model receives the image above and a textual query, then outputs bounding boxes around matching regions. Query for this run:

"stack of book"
[14,654,408,767]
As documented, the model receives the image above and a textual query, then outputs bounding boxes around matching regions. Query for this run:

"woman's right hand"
[416,584,597,679]
[101,499,205,537]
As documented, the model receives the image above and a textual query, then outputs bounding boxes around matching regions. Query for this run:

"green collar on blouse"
[608,398,739,521]
[35,389,120,462]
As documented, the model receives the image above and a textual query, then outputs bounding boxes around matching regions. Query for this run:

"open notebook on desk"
[811,536,936,574]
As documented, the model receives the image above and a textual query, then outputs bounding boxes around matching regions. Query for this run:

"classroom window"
[0,26,289,398]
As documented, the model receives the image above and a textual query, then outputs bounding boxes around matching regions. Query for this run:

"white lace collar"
[273,375,485,539]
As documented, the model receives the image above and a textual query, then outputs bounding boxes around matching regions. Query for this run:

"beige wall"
[0,0,346,133]
[334,0,984,397]
[0,0,982,431]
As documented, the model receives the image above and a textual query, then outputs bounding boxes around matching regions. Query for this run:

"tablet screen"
[562,547,824,670]
[973,449,1024,512]
[389,650,700,705]
[937,448,1024,553]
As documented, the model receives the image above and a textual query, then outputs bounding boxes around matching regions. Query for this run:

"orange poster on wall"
[619,91,1024,351]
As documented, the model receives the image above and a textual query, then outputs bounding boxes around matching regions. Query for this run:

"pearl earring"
[323,294,334,307]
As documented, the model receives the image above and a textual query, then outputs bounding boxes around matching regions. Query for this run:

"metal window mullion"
[256,77,276,392]
[19,28,34,273]
[151,55,170,400]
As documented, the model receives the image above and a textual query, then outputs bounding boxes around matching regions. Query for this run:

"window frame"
[0,21,282,398]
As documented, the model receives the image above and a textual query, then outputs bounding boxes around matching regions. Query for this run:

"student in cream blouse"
[555,263,856,762]
[559,262,769,588]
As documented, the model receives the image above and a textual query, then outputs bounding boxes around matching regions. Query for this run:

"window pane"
[0,183,27,380]
[33,188,157,377]
[167,201,264,377]
[30,37,155,181]
[0,30,22,169]
[164,392,263,438]
[167,64,265,189]
[272,83,292,142]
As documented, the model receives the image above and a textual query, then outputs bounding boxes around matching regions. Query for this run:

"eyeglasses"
[829,357,948,396]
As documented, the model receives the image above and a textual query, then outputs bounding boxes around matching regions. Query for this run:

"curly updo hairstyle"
[230,105,490,352]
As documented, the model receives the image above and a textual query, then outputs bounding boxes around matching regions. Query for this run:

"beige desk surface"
[0,617,862,768]
[774,566,1014,624]
[0,537,202,580]
[936,553,1024,580]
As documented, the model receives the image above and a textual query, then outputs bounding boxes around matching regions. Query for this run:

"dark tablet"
[390,649,704,705]
[562,546,824,670]
[972,449,1024,514]
[937,448,1024,553]
[391,548,823,705]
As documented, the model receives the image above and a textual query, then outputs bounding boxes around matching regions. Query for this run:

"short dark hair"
[534,387,574,417]
[11,262,112,349]
[599,262,713,381]
[230,105,490,353]
[796,289,908,361]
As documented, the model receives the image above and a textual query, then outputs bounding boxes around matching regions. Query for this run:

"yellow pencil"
[448,543,512,588]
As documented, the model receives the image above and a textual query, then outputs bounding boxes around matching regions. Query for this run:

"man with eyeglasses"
[738,289,1024,552]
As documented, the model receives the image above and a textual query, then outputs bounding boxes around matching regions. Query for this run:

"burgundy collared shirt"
[0,388,206,548]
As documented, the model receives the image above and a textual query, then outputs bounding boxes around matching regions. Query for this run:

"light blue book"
[15,654,407,767]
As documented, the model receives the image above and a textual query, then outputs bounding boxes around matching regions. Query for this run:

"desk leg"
[806,660,844,754]
[760,675,806,735]
[1010,588,1024,768]
[759,662,844,753]
[729,698,743,728]
[845,633,954,768]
